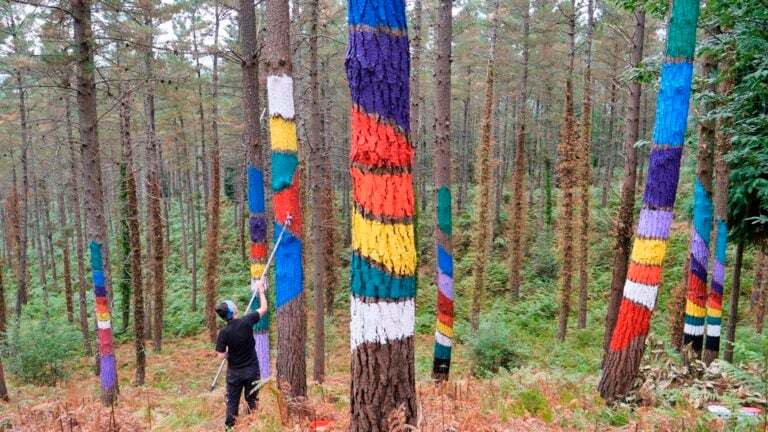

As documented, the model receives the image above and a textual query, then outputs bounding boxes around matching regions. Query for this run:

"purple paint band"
[254,332,271,379]
[711,281,724,296]
[250,215,267,243]
[712,260,725,283]
[690,256,707,284]
[345,30,410,131]
[437,269,454,301]
[100,353,117,389]
[690,230,710,265]
[643,147,684,208]
[636,209,674,238]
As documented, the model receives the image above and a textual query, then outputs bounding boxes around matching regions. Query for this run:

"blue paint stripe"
[93,271,105,287]
[715,219,728,263]
[274,224,303,308]
[348,0,407,30]
[653,62,693,147]
[271,152,298,192]
[437,245,453,277]
[684,315,705,325]
[351,253,416,300]
[706,316,722,326]
[89,241,103,271]
[434,342,451,360]
[692,178,714,242]
[247,166,265,213]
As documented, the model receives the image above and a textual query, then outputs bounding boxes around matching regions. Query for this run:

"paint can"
[309,420,331,431]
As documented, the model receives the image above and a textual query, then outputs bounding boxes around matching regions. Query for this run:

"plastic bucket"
[309,420,331,431]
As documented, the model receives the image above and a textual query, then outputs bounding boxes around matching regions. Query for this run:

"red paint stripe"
[96,297,107,305]
[351,107,413,169]
[274,172,302,235]
[251,243,267,260]
[438,310,454,327]
[351,167,414,219]
[627,262,662,286]
[687,274,707,305]
[708,293,723,310]
[609,299,652,351]
[98,329,113,356]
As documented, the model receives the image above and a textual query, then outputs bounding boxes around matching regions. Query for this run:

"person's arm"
[214,332,227,360]
[255,278,268,317]
[216,350,227,360]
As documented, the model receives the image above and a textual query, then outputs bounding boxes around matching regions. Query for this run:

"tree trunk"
[266,0,307,398]
[577,0,594,329]
[753,252,765,308]
[682,51,717,356]
[58,189,74,324]
[602,9,645,353]
[320,60,338,319]
[556,0,577,342]
[15,72,30,314]
[670,249,691,348]
[755,255,767,333]
[204,3,223,345]
[599,0,700,401]
[71,0,119,405]
[346,0,417,427]
[456,66,472,213]
[703,63,733,364]
[601,63,619,208]
[0,358,8,401]
[240,0,271,380]
[723,242,743,363]
[432,0,453,382]
[0,259,6,334]
[191,6,209,220]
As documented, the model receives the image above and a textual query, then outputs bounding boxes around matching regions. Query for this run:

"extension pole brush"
[210,214,293,391]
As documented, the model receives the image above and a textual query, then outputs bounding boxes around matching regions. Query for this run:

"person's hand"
[252,278,266,295]
[258,278,268,294]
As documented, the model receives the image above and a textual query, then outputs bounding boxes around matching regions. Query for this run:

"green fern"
[715,360,766,397]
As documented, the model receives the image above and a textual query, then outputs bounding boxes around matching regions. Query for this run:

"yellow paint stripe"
[351,209,416,276]
[630,238,667,266]
[251,263,266,279]
[706,307,722,318]
[685,302,706,318]
[437,321,453,337]
[269,117,298,152]
[97,312,111,321]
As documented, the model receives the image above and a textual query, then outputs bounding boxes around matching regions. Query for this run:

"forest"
[0,0,766,430]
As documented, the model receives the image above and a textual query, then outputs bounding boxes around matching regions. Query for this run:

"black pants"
[225,365,260,428]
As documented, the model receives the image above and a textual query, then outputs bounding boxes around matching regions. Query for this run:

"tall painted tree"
[507,0,531,301]
[346,0,417,427]
[432,0,453,382]
[600,0,701,401]
[471,0,499,333]
[682,52,716,355]
[265,0,307,398]
[240,0,271,381]
[71,0,119,405]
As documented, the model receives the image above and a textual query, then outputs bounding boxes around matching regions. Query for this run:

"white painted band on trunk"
[706,325,721,337]
[97,320,111,330]
[350,297,414,351]
[435,331,452,347]
[624,280,658,310]
[267,75,295,119]
[684,323,705,336]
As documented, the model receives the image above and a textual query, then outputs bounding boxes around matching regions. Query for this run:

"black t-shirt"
[215,312,261,370]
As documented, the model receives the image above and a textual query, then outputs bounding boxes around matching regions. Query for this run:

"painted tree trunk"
[240,0,271,381]
[346,0,417,428]
[432,0,453,382]
[556,0,577,342]
[703,63,733,365]
[507,0,530,301]
[266,0,307,398]
[599,0,700,401]
[724,242,743,363]
[71,0,119,405]
[682,53,716,355]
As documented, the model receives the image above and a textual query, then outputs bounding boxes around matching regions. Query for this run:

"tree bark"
[58,189,74,324]
[71,0,119,405]
[266,0,307,398]
[723,242,743,363]
[603,9,645,353]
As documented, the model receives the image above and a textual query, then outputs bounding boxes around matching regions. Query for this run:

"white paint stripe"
[350,297,414,351]
[624,280,658,310]
[706,325,721,337]
[97,320,111,330]
[267,75,295,119]
[684,323,705,336]
[435,331,452,347]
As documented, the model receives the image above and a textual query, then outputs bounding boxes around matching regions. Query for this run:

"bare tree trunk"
[602,9,645,352]
[191,5,209,225]
[556,0,577,342]
[14,69,30,314]
[723,242,743,362]
[58,189,74,324]
[204,3,223,344]
[601,64,619,208]
[71,0,119,404]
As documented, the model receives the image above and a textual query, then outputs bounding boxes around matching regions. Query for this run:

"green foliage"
[511,389,553,422]
[599,407,630,427]
[470,302,519,377]
[7,319,82,385]
[223,164,237,202]
[529,228,558,281]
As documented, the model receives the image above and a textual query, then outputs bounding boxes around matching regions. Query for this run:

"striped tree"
[71,0,119,405]
[265,0,307,398]
[346,0,417,428]
[600,0,701,401]
[432,0,453,382]
[240,0,271,380]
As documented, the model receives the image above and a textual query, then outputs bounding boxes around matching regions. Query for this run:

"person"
[214,278,268,430]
